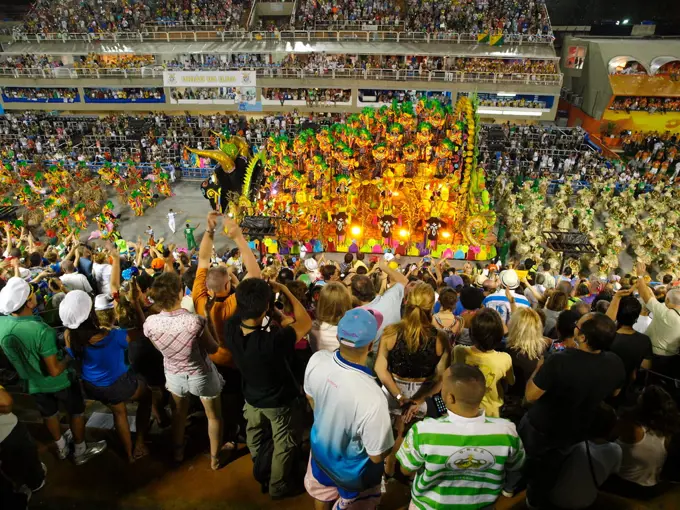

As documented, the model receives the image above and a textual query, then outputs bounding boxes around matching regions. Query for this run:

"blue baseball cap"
[445,275,464,289]
[337,308,383,348]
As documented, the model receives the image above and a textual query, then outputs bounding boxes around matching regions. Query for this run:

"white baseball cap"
[0,277,31,314]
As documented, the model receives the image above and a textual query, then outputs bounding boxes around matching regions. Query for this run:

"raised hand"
[206,211,222,231]
[222,216,242,239]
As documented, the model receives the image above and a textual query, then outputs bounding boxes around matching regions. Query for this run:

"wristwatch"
[395,393,403,402]
[205,228,215,235]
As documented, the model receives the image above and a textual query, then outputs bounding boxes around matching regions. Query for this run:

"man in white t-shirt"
[482,269,530,324]
[304,308,394,509]
[59,260,92,293]
[167,208,182,235]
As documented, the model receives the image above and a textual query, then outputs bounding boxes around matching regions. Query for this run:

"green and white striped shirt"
[396,410,525,510]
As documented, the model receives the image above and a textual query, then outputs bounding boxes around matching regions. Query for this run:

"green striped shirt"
[396,411,525,509]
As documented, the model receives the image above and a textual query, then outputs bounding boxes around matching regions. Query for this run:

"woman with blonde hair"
[375,282,449,478]
[502,307,550,422]
[308,282,352,352]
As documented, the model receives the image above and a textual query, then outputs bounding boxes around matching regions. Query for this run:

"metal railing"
[12,29,554,45]
[0,66,563,86]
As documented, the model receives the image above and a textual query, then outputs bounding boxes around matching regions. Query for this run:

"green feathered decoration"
[242,151,264,198]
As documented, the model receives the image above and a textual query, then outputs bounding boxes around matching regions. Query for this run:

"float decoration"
[251,97,496,259]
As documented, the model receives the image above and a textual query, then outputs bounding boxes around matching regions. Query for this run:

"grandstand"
[0,0,561,122]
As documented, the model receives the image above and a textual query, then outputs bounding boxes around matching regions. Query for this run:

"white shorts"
[165,368,224,399]
[382,376,428,418]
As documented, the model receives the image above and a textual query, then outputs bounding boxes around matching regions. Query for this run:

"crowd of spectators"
[611,61,649,75]
[0,112,348,166]
[480,123,680,184]
[358,89,452,105]
[658,61,680,80]
[165,53,273,71]
[453,57,557,75]
[0,52,561,84]
[478,96,548,109]
[84,88,165,102]
[73,54,156,70]
[479,123,614,181]
[14,0,556,40]
[297,0,399,29]
[0,55,64,70]
[19,0,251,35]
[262,88,352,105]
[170,87,238,102]
[403,0,552,35]
[621,130,680,182]
[609,96,680,114]
[1,87,79,102]
[0,211,678,508]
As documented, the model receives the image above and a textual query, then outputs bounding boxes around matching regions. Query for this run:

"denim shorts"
[165,368,224,399]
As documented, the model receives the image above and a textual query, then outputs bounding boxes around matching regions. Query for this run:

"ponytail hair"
[386,282,435,352]
[68,312,106,360]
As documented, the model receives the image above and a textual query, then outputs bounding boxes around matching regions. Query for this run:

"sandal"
[133,444,150,461]
[210,454,222,471]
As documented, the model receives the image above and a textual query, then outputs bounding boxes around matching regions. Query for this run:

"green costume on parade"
[184,226,197,250]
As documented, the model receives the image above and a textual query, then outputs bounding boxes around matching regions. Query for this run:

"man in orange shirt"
[192,211,261,367]
[192,211,261,447]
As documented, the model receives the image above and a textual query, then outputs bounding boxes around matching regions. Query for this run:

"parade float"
[188,97,497,260]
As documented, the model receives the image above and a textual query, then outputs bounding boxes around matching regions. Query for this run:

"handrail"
[12,29,555,45]
[0,66,563,86]
[289,0,298,28]
[246,0,258,30]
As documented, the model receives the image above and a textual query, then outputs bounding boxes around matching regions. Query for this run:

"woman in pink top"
[143,272,225,469]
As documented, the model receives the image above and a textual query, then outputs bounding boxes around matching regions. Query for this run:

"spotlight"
[442,231,452,239]
[399,229,409,238]
[350,226,362,236]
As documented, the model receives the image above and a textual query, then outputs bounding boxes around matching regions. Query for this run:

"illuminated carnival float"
[188,97,497,260]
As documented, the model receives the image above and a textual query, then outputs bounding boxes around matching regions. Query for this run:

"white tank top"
[617,427,667,487]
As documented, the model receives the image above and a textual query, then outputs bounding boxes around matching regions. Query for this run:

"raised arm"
[223,217,261,279]
[134,236,144,267]
[521,276,542,303]
[3,223,12,254]
[270,281,312,340]
[198,211,221,270]
[107,241,121,294]
[634,263,653,304]
[378,259,408,287]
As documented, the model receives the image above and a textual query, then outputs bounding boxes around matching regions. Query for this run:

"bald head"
[442,364,486,414]
[61,260,75,274]
[666,288,680,307]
